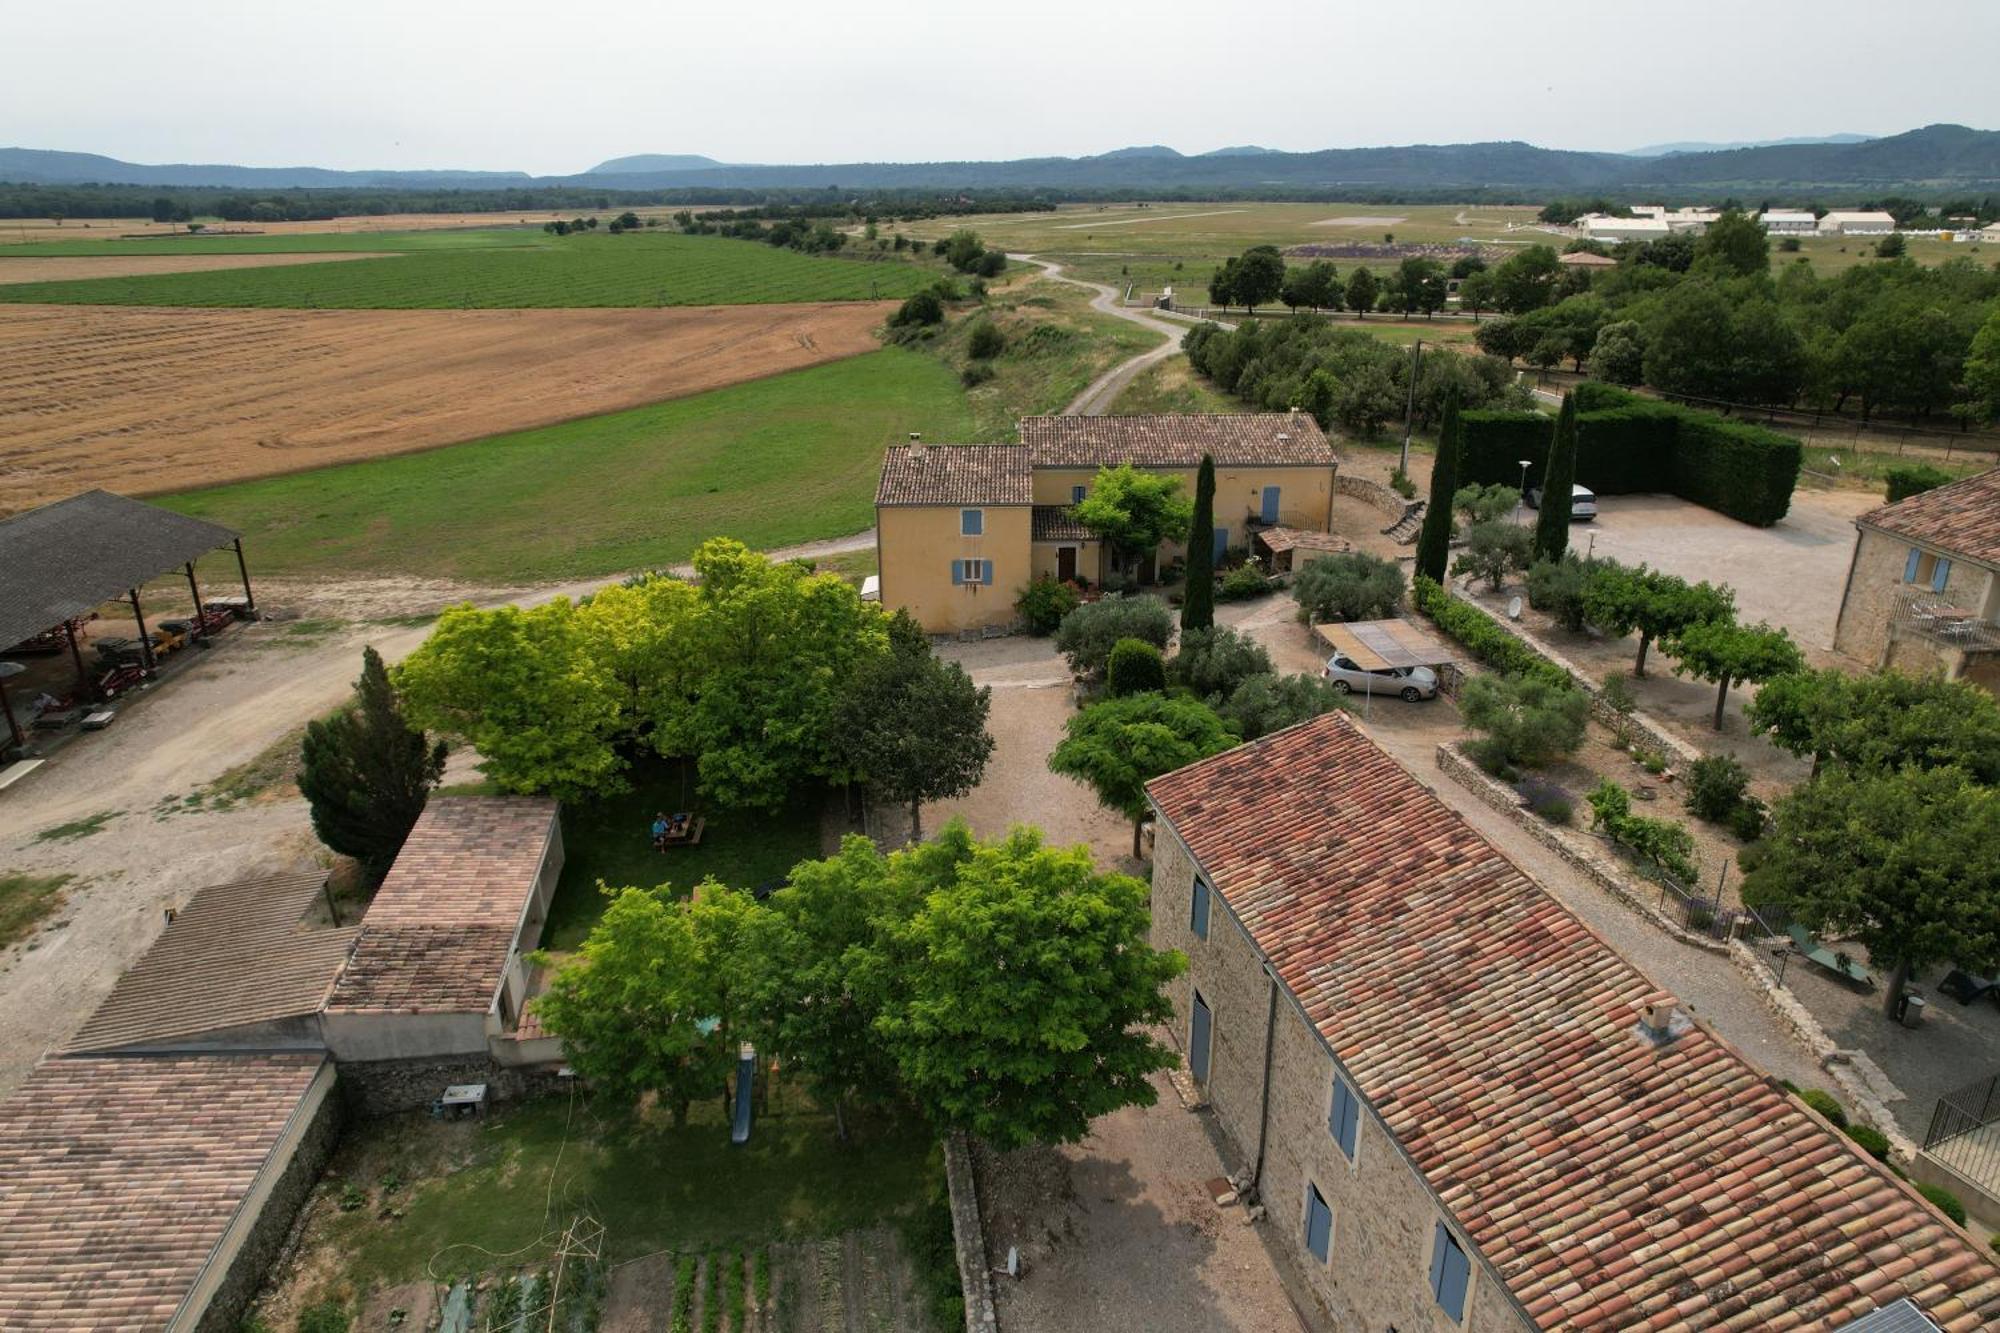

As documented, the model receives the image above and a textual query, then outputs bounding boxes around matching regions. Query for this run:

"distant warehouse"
[1759,209,1819,234]
[1819,210,1898,235]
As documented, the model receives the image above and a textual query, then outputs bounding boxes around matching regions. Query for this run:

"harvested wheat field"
[0,252,394,284]
[0,300,892,511]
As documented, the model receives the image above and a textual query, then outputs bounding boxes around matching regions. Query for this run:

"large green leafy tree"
[1966,306,2000,422]
[835,613,993,843]
[1049,693,1238,857]
[873,825,1186,1148]
[1293,552,1405,624]
[1230,246,1287,313]
[1344,266,1379,317]
[1694,207,1770,278]
[1580,563,1735,677]
[297,646,448,886]
[1532,393,1578,563]
[1749,766,2000,1018]
[1459,674,1588,769]
[1490,245,1561,314]
[1181,455,1217,632]
[1748,668,2000,782]
[1413,386,1464,584]
[1075,465,1195,579]
[532,882,756,1126]
[395,599,626,798]
[1663,619,1804,730]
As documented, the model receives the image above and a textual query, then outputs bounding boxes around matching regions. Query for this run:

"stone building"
[1832,468,2000,692]
[875,414,1339,634]
[1146,711,2000,1330]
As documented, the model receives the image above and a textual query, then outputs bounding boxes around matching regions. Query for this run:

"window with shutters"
[1428,1223,1470,1322]
[1328,1074,1359,1162]
[953,558,990,587]
[1190,876,1210,940]
[1905,548,1952,591]
[1071,484,1087,504]
[961,508,983,536]
[1303,1183,1332,1263]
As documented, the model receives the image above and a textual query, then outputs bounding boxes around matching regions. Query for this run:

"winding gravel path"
[1011,254,1185,415]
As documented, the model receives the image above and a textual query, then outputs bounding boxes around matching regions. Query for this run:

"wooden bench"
[1788,923,1874,988]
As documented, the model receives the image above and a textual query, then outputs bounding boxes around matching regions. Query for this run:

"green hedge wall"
[1457,384,1800,526]
[1411,575,1572,689]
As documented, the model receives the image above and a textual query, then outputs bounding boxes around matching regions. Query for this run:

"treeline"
[1539,195,2000,227]
[1182,317,1530,437]
[1204,247,1486,317]
[1467,213,2000,422]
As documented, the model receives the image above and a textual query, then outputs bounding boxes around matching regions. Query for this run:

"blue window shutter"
[1072,484,1087,503]
[1191,878,1209,939]
[1330,1078,1357,1159]
[1428,1224,1450,1301]
[1904,548,1923,582]
[1933,558,1951,593]
[950,562,963,586]
[1213,527,1229,561]
[981,560,994,586]
[1189,994,1211,1084]
[962,508,983,536]
[1304,1186,1331,1262]
[1261,485,1281,525]
[1432,1226,1469,1320]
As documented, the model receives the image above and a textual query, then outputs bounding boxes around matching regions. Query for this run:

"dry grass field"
[0,252,393,283]
[0,300,892,511]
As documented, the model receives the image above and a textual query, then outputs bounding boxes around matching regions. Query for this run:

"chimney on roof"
[1277,432,1291,443]
[908,431,925,462]
[1635,1001,1687,1047]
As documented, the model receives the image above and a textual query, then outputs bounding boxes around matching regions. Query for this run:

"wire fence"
[1648,390,2000,464]
[1591,830,1749,944]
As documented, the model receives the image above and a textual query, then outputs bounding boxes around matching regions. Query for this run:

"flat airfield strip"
[1052,209,1249,229]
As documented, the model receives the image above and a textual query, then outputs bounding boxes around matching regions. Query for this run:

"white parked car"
[1525,483,1598,520]
[1322,653,1439,702]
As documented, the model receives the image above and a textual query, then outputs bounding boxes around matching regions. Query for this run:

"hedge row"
[1458,385,1801,527]
[1885,463,1955,503]
[1411,575,1571,690]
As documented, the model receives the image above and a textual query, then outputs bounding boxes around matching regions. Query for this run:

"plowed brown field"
[0,301,891,511]
[0,252,394,283]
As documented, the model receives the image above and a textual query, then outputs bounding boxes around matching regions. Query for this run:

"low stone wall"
[943,1131,1000,1333]
[1444,584,1704,770]
[196,1075,344,1333]
[1434,742,1729,956]
[1335,473,1414,523]
[339,1053,568,1118]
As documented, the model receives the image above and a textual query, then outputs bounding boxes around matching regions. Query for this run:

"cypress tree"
[1182,454,1217,631]
[1534,392,1578,563]
[1413,386,1462,584]
[298,646,448,886]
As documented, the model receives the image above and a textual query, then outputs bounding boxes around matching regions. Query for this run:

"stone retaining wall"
[338,1053,568,1118]
[944,1131,1000,1333]
[1444,584,1704,769]
[1336,473,1417,523]
[1434,742,1729,956]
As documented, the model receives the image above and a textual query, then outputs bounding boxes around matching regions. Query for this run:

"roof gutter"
[1249,961,1280,1197]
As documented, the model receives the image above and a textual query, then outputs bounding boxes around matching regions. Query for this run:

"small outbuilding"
[1255,525,1352,573]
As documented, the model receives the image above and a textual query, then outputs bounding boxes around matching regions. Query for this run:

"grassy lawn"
[545,756,829,949]
[0,231,936,308]
[0,874,72,950]
[159,348,976,582]
[1106,353,1242,415]
[309,1091,940,1290]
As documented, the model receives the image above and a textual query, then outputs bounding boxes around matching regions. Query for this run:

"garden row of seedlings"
[444,1259,607,1333]
[670,1249,777,1333]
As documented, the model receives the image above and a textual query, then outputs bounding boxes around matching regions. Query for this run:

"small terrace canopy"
[0,490,253,749]
[1312,618,1454,671]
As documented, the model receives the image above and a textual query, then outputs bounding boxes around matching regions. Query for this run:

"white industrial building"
[1759,210,1819,234]
[1818,210,1898,235]
[1576,208,1720,242]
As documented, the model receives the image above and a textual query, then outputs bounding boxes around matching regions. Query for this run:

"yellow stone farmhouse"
[875,413,1340,633]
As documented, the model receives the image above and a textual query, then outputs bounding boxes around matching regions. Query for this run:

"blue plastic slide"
[731,1044,756,1144]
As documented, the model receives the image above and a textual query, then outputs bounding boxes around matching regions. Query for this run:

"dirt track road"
[0,528,874,1095]
[1013,256,1181,415]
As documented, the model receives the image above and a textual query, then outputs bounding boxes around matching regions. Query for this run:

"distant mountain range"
[6,125,1997,196]
[1621,133,1875,157]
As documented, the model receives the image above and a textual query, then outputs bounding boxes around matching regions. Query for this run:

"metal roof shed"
[1312,618,1455,671]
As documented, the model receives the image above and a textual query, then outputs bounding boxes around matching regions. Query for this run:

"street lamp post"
[1517,460,1532,523]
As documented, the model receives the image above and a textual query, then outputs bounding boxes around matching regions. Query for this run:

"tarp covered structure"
[1313,619,1454,671]
[0,490,240,651]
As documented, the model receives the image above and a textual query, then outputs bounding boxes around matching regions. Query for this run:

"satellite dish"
[1506,596,1523,621]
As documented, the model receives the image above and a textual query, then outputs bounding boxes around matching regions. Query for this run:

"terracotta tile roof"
[0,1053,327,1330]
[876,445,1031,507]
[327,796,557,1015]
[1148,713,2000,1332]
[1031,504,1094,541]
[1255,525,1352,556]
[1021,414,1337,468]
[66,871,358,1054]
[1858,468,2000,568]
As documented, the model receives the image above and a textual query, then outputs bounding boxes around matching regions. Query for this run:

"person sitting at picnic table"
[650,811,670,849]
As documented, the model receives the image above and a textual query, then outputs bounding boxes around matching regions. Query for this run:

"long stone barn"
[1146,711,2000,1331]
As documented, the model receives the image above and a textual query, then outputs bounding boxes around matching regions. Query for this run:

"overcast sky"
[9,0,1998,174]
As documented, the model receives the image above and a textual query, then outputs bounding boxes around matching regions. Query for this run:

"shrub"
[1845,1123,1892,1162]
[1461,673,1589,769]
[1526,555,1595,632]
[967,320,1006,359]
[1411,575,1571,690]
[1217,672,1349,741]
[1726,796,1768,841]
[1389,468,1418,499]
[1171,626,1273,702]
[1016,576,1081,636]
[1293,553,1404,623]
[1106,638,1167,697]
[1796,1086,1846,1127]
[1054,596,1174,677]
[959,362,995,387]
[1217,564,1272,602]
[1600,670,1636,715]
[1920,1183,1968,1227]
[297,1304,351,1333]
[1518,774,1575,825]
[890,290,944,327]
[1687,754,1750,822]
[1885,463,1954,503]
[1451,520,1534,591]
[1587,779,1699,882]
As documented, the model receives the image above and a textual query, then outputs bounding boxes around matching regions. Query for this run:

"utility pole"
[1399,339,1423,476]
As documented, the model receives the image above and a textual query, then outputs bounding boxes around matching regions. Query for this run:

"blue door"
[1190,991,1212,1084]
[1260,486,1281,524]
[1212,527,1229,562]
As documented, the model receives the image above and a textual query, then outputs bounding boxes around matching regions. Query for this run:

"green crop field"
[159,347,975,582]
[0,231,936,308]
[0,228,533,256]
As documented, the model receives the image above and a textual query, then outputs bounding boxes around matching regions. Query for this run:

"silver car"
[1322,653,1438,702]
[1525,483,1598,520]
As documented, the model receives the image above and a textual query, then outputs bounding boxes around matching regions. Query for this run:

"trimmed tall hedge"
[1458,384,1800,527]
[1411,575,1571,690]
